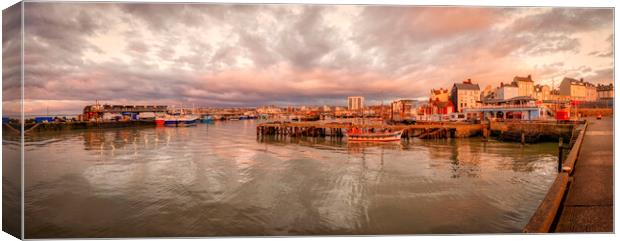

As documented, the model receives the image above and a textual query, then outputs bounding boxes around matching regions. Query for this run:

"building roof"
[513,75,533,82]
[453,83,480,90]
[481,96,536,104]
[563,77,596,87]
[500,82,518,88]
[431,88,449,95]
[597,83,614,91]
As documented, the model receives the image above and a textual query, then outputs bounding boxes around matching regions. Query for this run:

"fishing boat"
[345,128,403,142]
[155,114,199,127]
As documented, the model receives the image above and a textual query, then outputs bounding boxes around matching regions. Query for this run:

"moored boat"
[346,128,403,142]
[200,115,214,123]
[156,114,199,127]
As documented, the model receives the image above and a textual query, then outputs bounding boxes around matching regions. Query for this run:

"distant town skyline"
[2,3,613,115]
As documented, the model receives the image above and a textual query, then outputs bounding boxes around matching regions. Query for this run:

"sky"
[2,2,614,115]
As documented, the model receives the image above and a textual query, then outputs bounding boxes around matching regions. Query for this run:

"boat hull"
[164,119,197,127]
[157,115,199,127]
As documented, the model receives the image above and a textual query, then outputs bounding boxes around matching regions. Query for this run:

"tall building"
[559,77,598,101]
[512,75,535,97]
[347,96,364,110]
[451,79,480,113]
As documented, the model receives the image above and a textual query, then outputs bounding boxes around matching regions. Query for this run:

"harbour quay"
[256,119,579,143]
[21,120,157,133]
[524,116,613,233]
[256,121,482,139]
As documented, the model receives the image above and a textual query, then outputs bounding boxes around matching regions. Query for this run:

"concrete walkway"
[554,116,614,232]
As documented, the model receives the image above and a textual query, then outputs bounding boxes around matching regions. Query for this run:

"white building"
[347,96,364,110]
[495,83,519,100]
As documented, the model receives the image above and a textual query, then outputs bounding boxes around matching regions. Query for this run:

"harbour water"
[21,120,559,238]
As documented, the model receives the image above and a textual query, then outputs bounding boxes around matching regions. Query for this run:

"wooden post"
[558,137,564,173]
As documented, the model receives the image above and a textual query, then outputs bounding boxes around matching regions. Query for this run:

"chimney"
[528,74,531,79]
[580,78,584,82]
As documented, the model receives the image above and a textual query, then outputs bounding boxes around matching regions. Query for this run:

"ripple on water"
[23,121,559,237]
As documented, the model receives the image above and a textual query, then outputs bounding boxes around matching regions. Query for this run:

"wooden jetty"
[256,121,483,139]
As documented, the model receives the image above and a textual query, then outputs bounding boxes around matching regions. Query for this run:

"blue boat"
[156,114,199,127]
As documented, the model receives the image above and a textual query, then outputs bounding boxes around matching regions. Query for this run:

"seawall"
[24,120,156,133]
[489,121,574,143]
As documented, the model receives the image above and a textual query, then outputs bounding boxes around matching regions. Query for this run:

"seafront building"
[559,77,598,101]
[597,83,614,100]
[464,96,555,121]
[450,79,481,113]
[425,88,454,116]
[347,96,365,111]
[512,75,535,97]
[495,82,519,100]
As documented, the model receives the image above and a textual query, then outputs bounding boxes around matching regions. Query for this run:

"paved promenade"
[554,116,613,232]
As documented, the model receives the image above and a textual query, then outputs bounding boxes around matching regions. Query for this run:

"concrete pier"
[554,117,613,232]
[523,116,613,233]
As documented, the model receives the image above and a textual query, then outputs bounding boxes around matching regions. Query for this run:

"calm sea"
[18,120,558,238]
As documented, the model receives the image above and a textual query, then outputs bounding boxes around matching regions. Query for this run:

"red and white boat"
[345,128,403,142]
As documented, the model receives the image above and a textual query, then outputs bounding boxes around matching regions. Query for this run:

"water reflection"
[24,121,558,238]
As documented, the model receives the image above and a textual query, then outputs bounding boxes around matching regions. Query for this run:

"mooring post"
[558,137,564,173]
[521,130,525,145]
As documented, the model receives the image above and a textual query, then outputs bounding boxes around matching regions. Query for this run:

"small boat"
[156,114,198,127]
[346,129,403,142]
[200,115,214,123]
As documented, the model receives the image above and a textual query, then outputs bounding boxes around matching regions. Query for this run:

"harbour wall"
[489,121,574,143]
[23,120,156,133]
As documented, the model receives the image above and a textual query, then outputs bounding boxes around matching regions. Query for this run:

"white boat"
[346,129,403,142]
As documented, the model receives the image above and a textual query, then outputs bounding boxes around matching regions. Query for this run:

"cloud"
[12,3,614,115]
[510,8,612,34]
[584,67,613,84]
[2,2,22,110]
